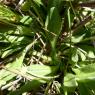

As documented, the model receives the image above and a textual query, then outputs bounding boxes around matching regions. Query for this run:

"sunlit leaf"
[71,48,78,62]
[27,64,58,78]
[64,73,78,92]
[77,49,86,61]
[45,7,61,36]
[71,34,85,43]
[87,51,95,58]
[73,63,95,82]
[0,4,20,22]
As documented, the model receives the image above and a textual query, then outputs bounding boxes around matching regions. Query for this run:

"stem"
[78,1,95,8]
[72,15,92,33]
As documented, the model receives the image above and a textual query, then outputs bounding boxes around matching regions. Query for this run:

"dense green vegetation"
[0,0,95,95]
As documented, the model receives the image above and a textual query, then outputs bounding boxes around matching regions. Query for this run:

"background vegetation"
[0,0,95,95]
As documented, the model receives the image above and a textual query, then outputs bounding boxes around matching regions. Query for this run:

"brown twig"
[78,1,95,8]
[72,15,93,32]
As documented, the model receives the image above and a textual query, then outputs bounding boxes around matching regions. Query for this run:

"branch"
[72,15,92,32]
[78,1,95,8]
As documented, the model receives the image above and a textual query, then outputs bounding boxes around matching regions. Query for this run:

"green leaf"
[0,4,20,22]
[2,49,19,58]
[84,79,95,90]
[21,0,31,11]
[20,16,32,25]
[77,49,86,61]
[45,7,61,36]
[71,34,85,43]
[9,80,41,95]
[0,50,25,87]
[64,63,95,93]
[0,69,16,87]
[87,51,95,58]
[30,0,45,25]
[27,64,58,78]
[48,0,62,10]
[64,73,78,92]
[78,82,93,95]
[45,7,61,65]
[34,0,43,5]
[73,63,95,82]
[71,48,78,62]
[78,45,95,59]
[16,25,34,36]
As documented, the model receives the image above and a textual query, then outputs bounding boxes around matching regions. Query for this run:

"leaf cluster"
[0,0,95,95]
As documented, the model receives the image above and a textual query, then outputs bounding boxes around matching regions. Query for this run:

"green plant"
[0,0,95,95]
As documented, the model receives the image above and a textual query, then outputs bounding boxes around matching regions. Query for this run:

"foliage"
[0,0,95,95]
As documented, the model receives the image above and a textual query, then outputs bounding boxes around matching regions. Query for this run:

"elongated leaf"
[48,0,62,10]
[20,16,32,25]
[0,49,26,87]
[77,49,86,61]
[0,4,20,22]
[45,7,62,65]
[45,7,61,36]
[34,0,43,5]
[0,69,16,87]
[30,0,45,24]
[27,64,58,78]
[0,48,28,87]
